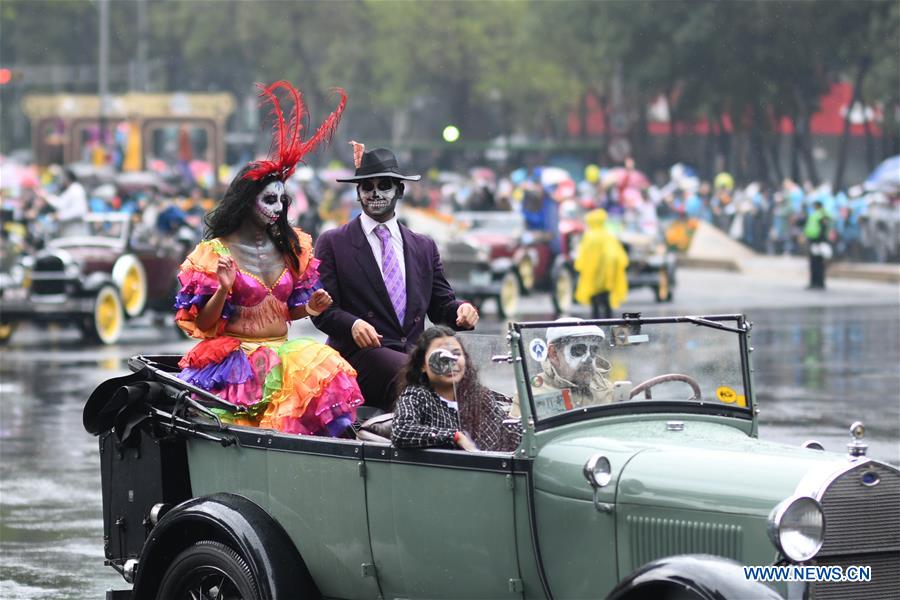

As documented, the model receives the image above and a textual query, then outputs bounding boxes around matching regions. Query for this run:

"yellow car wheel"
[86,285,124,345]
[498,271,520,319]
[654,269,672,303]
[112,255,147,318]
[0,322,17,346]
[552,268,575,315]
[517,257,535,293]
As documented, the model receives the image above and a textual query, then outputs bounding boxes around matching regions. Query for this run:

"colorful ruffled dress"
[174,230,363,436]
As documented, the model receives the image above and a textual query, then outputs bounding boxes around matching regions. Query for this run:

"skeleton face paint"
[253,181,286,227]
[555,336,606,385]
[358,177,399,221]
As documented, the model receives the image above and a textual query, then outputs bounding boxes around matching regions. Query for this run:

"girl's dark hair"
[399,325,458,392]
[203,164,303,274]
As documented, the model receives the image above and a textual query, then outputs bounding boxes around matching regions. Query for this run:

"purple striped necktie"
[375,224,406,324]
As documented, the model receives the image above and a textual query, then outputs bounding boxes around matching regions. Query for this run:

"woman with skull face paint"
[391,326,522,452]
[173,81,364,436]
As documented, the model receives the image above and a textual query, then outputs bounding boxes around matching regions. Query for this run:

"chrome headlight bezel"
[583,453,612,488]
[767,495,825,562]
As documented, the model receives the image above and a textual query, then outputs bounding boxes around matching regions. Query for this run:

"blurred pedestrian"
[46,168,88,236]
[804,200,831,290]
[574,208,629,318]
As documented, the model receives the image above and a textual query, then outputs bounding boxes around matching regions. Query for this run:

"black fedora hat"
[336,147,421,182]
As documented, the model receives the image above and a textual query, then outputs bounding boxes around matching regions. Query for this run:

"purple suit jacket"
[311,216,468,357]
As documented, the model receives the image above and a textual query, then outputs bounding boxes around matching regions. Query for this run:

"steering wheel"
[629,373,702,400]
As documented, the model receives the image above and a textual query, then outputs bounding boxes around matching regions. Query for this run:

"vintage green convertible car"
[85,314,898,599]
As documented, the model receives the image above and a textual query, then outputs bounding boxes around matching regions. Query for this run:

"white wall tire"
[85,284,124,345]
[112,254,147,318]
[498,271,521,319]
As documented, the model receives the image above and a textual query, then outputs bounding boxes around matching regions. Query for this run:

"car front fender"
[82,271,116,293]
[132,492,317,600]
[607,554,783,600]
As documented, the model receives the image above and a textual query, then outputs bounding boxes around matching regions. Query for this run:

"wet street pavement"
[0,266,898,597]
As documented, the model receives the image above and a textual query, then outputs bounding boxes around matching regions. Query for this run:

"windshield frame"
[512,314,755,432]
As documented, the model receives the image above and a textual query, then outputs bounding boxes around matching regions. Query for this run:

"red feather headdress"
[243,80,347,182]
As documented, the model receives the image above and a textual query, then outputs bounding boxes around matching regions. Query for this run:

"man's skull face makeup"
[358,177,399,220]
[553,336,607,386]
[253,181,287,227]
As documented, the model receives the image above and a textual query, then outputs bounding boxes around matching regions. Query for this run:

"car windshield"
[53,214,129,244]
[515,316,751,424]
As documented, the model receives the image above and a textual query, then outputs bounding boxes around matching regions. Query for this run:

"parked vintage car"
[0,213,186,345]
[85,314,898,599]
[441,211,570,318]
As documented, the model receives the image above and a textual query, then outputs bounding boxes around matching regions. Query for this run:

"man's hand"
[456,302,479,328]
[351,319,382,349]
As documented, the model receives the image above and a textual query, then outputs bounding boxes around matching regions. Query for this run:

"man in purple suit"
[312,146,479,410]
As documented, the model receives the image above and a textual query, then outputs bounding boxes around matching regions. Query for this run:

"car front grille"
[809,461,900,599]
[809,552,900,600]
[818,461,900,556]
[31,256,69,295]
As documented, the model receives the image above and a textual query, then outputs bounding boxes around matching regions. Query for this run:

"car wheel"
[653,269,673,303]
[517,256,535,293]
[551,267,575,316]
[112,254,148,318]
[0,322,17,346]
[84,284,124,345]
[156,540,261,600]
[498,271,520,319]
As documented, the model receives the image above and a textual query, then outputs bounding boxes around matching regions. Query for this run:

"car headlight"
[583,454,612,488]
[767,496,825,561]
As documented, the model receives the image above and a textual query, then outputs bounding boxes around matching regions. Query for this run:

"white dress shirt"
[360,212,406,288]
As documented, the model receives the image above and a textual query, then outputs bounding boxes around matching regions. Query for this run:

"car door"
[364,445,523,600]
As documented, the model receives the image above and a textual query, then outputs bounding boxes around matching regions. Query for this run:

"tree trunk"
[833,58,870,191]
[717,113,731,175]
[790,111,803,182]
[798,113,820,186]
[859,91,876,172]
[666,87,679,164]
[750,104,769,183]
[704,112,717,181]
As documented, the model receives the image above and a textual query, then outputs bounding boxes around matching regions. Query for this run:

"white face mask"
[556,337,606,384]
[358,178,399,219]
[254,181,286,227]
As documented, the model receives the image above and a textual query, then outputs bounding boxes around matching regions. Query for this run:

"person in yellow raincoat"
[574,209,629,318]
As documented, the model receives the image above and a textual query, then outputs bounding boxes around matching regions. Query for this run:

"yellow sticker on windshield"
[716,386,738,404]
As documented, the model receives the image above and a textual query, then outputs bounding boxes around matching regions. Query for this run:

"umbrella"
[538,166,573,186]
[864,155,900,194]
[602,167,650,190]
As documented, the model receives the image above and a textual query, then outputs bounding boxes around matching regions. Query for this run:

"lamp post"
[98,0,110,161]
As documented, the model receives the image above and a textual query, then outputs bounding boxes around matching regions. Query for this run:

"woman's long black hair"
[204,164,303,274]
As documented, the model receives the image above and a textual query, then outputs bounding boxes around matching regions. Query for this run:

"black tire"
[156,540,261,600]
[551,266,575,316]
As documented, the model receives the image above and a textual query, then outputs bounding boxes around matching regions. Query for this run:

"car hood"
[45,245,119,270]
[533,418,848,516]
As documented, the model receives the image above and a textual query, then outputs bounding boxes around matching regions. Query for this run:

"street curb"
[677,257,741,272]
[829,263,900,284]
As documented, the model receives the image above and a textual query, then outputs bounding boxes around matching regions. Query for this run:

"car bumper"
[1,289,94,321]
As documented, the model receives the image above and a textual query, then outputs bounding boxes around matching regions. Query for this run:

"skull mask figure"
[358,177,400,221]
[253,180,287,228]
